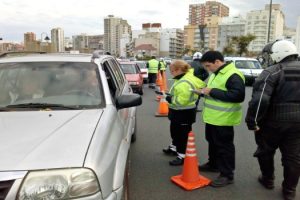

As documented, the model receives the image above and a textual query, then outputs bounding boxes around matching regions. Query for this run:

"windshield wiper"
[6,103,79,110]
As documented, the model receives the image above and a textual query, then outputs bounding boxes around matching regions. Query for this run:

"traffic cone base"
[171,174,211,190]
[170,132,211,190]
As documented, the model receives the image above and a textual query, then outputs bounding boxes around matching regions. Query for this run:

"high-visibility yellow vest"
[202,63,245,126]
[148,59,159,73]
[160,61,166,71]
[169,69,206,110]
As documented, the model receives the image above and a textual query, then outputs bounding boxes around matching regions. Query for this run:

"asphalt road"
[129,80,300,200]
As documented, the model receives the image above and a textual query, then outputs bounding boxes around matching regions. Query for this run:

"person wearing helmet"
[246,40,300,200]
[190,52,209,81]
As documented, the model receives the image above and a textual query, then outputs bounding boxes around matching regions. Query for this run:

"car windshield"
[234,60,262,69]
[0,62,104,109]
[135,62,146,69]
[120,64,138,74]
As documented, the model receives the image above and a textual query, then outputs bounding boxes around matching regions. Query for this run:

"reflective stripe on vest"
[203,63,245,126]
[169,79,197,110]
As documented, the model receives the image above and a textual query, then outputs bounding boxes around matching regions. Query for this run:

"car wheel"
[138,88,143,95]
[131,118,137,143]
[121,159,130,200]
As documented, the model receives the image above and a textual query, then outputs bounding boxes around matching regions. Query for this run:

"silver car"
[0,53,142,200]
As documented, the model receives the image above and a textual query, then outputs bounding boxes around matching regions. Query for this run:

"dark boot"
[282,166,300,200]
[258,174,274,189]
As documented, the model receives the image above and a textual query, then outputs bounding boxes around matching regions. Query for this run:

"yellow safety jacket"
[169,69,206,110]
[148,59,159,74]
[159,61,166,71]
[203,63,245,126]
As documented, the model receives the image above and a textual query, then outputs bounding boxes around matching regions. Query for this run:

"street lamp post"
[267,0,273,43]
[40,32,50,52]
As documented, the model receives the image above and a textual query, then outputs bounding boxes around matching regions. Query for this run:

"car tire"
[121,159,130,200]
[138,88,143,95]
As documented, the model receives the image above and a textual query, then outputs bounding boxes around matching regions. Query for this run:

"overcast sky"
[0,0,299,42]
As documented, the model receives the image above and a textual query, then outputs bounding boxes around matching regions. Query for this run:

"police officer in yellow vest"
[159,58,167,75]
[147,56,160,88]
[195,51,245,187]
[163,60,206,166]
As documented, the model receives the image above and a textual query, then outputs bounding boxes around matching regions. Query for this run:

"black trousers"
[170,122,192,155]
[205,123,235,179]
[254,121,300,192]
[148,73,157,86]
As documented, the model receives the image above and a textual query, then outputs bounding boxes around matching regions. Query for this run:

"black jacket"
[245,59,300,130]
[209,63,245,103]
[190,60,209,81]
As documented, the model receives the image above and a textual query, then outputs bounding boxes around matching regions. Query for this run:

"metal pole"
[267,0,273,43]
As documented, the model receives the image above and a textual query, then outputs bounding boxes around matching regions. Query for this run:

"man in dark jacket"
[197,51,245,187]
[246,40,300,200]
[190,52,209,81]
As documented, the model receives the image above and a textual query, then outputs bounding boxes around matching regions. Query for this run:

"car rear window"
[120,64,138,74]
[0,62,105,109]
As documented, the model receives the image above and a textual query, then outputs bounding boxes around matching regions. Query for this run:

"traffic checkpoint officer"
[147,56,160,89]
[159,58,167,75]
[194,51,245,187]
[246,40,300,200]
[162,60,206,166]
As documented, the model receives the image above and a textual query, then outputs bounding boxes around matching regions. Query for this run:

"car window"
[103,61,120,99]
[136,62,146,69]
[120,64,138,74]
[109,59,125,88]
[235,60,262,69]
[0,62,104,109]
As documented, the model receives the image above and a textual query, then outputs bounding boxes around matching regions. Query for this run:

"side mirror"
[116,94,142,110]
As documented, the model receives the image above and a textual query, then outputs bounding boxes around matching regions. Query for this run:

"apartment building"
[104,15,132,56]
[51,28,64,52]
[160,29,184,58]
[217,16,246,52]
[246,4,284,52]
[189,1,229,25]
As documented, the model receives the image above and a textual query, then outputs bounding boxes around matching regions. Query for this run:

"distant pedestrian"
[196,51,245,187]
[163,60,206,166]
[159,58,167,75]
[147,56,160,89]
[246,40,300,200]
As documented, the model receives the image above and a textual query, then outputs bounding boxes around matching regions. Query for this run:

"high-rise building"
[296,16,300,53]
[189,1,229,25]
[160,29,184,58]
[51,28,64,52]
[24,32,37,51]
[72,34,89,52]
[246,4,284,52]
[104,15,132,56]
[218,16,246,52]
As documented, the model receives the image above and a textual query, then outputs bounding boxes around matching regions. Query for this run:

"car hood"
[125,74,140,81]
[0,110,103,171]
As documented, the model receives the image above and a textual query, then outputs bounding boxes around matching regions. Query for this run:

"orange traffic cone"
[161,71,168,92]
[156,71,163,86]
[171,132,211,190]
[155,94,169,117]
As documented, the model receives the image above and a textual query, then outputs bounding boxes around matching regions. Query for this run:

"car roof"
[225,57,258,61]
[0,53,113,63]
[119,61,136,64]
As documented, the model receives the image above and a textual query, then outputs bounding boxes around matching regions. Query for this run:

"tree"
[231,34,256,56]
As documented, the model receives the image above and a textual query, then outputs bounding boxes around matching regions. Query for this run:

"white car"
[134,61,148,83]
[225,57,264,86]
[0,52,142,200]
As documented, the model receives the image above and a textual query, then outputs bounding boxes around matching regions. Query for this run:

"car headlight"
[17,168,100,200]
